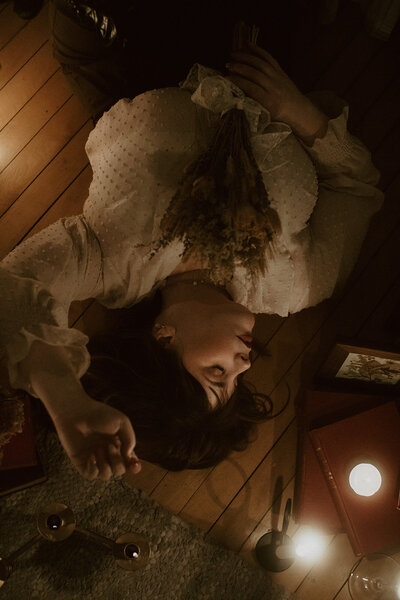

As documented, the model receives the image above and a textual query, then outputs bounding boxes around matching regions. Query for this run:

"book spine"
[293,423,307,522]
[293,400,308,521]
[309,431,362,556]
[0,473,47,497]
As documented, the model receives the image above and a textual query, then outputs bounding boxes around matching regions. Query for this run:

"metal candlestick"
[255,498,295,572]
[0,502,150,587]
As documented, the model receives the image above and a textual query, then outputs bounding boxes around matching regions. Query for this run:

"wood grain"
[0,42,59,129]
[1,2,400,598]
[0,95,89,216]
[0,7,49,89]
[0,2,26,50]
[0,122,92,257]
[0,69,72,172]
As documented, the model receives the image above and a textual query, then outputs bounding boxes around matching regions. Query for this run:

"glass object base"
[348,553,400,600]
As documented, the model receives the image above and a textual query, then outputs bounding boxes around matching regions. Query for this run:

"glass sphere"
[348,553,400,600]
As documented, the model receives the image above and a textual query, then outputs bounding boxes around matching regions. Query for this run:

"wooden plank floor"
[1,1,400,598]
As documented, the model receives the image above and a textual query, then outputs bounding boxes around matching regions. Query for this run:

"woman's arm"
[225,43,329,145]
[0,216,102,394]
[18,339,141,480]
[0,216,140,479]
[224,44,384,311]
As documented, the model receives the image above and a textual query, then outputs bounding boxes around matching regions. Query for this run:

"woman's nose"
[235,354,251,373]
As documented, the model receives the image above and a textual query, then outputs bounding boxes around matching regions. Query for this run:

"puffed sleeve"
[288,92,384,313]
[0,216,103,395]
[82,88,201,305]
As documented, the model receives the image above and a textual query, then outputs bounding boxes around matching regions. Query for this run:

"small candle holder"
[255,498,295,572]
[0,502,150,587]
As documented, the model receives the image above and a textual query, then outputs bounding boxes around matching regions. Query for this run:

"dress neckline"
[163,269,232,300]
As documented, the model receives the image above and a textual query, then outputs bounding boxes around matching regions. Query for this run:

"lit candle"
[349,463,382,497]
[293,528,327,561]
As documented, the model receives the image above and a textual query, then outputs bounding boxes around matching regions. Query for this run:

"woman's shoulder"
[97,87,196,130]
[85,87,200,159]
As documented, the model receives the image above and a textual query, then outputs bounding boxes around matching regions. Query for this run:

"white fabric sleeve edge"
[5,324,90,397]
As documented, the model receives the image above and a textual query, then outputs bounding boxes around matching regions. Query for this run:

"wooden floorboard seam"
[15,161,90,246]
[0,117,91,222]
[0,94,74,172]
[0,37,49,91]
[0,65,63,134]
[204,414,296,536]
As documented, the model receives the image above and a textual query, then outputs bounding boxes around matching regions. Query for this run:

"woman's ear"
[152,323,176,346]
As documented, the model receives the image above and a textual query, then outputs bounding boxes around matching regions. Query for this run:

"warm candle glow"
[349,463,382,496]
[294,528,327,561]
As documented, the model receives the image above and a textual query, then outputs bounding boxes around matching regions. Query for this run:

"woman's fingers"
[69,451,99,481]
[110,435,142,475]
[94,446,113,481]
[226,43,306,125]
[78,438,141,482]
[127,456,142,474]
[118,416,141,465]
[107,439,126,478]
[95,435,141,481]
[230,49,277,80]
[226,46,286,118]
[230,44,284,77]
[246,43,284,72]
[225,73,272,111]
[226,60,274,93]
[85,452,99,481]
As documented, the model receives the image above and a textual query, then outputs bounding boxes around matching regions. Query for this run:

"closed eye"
[207,365,225,378]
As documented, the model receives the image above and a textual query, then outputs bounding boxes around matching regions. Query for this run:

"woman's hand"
[52,393,141,481]
[225,43,328,145]
[19,340,141,481]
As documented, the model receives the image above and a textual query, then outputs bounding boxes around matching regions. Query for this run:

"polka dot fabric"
[0,71,384,390]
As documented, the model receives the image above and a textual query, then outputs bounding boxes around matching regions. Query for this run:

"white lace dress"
[0,65,384,394]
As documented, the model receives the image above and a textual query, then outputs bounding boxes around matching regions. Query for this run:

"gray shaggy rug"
[0,430,297,599]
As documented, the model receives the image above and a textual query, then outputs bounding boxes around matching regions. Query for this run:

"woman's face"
[154,298,255,407]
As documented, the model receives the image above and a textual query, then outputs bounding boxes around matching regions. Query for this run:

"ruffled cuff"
[6,324,90,397]
[0,268,90,396]
[180,63,272,134]
[300,106,355,171]
[298,91,380,183]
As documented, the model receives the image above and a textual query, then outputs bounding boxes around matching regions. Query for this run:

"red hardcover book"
[295,433,343,532]
[0,460,47,497]
[294,389,392,533]
[0,396,37,470]
[0,397,47,496]
[309,400,400,556]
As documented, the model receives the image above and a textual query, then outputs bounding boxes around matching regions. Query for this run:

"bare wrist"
[19,340,89,422]
[288,101,329,146]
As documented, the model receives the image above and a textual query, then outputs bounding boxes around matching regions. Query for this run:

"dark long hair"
[81,290,274,471]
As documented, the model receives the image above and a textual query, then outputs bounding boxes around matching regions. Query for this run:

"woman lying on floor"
[0,1,383,481]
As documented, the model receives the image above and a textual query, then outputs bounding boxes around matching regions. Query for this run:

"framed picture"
[317,342,400,392]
